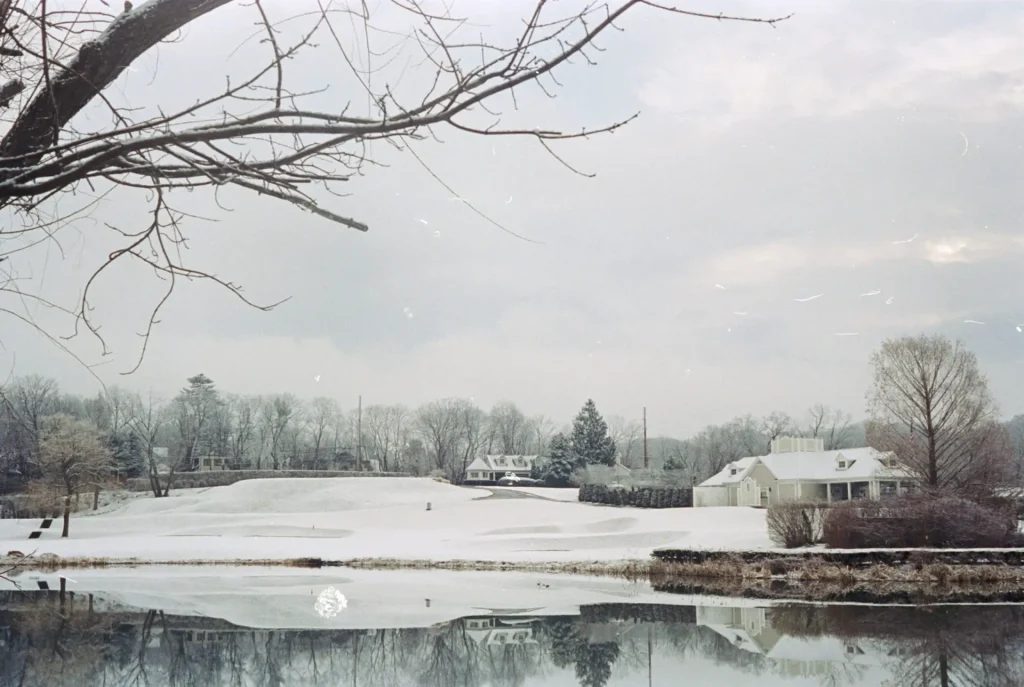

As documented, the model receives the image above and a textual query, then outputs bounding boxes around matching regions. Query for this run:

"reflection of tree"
[575,642,621,687]
[539,618,623,687]
[8,599,1024,687]
[545,619,585,669]
[772,605,1024,687]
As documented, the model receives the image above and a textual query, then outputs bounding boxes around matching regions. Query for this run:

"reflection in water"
[1,590,1023,686]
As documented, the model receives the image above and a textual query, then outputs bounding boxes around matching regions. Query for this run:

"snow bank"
[0,477,771,563]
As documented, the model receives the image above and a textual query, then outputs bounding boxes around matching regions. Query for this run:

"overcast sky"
[2,0,1023,435]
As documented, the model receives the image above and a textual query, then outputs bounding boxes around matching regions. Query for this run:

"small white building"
[464,455,538,483]
[693,436,912,507]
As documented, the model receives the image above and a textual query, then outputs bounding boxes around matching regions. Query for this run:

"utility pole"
[356,395,362,471]
[643,406,649,470]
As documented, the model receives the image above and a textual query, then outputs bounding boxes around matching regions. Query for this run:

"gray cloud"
[3,0,1024,435]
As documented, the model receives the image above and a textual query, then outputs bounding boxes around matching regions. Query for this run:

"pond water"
[1,568,1022,686]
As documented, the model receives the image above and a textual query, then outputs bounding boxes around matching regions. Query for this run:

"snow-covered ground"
[0,566,743,629]
[0,477,770,563]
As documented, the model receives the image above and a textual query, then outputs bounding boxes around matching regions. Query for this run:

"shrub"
[822,493,1021,549]
[766,502,828,548]
[576,484,692,508]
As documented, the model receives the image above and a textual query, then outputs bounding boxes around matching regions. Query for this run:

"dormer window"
[729,465,738,476]
[837,460,847,469]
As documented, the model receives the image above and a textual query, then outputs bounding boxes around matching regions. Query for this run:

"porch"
[784,479,913,503]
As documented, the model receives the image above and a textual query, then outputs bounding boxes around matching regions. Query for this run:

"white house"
[693,436,913,508]
[464,455,538,483]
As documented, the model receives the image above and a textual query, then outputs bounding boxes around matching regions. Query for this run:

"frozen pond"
[1,567,1022,686]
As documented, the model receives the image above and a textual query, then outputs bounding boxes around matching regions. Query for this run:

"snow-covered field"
[0,477,770,564]
[0,566,744,629]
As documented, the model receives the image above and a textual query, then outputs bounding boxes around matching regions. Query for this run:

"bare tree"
[804,403,853,450]
[307,397,339,470]
[0,375,58,465]
[487,401,532,455]
[868,334,1011,492]
[32,414,112,537]
[226,394,258,468]
[128,390,169,496]
[0,2,787,369]
[416,398,483,481]
[260,394,300,470]
[529,414,557,456]
[608,415,643,468]
[363,404,409,472]
[760,411,795,453]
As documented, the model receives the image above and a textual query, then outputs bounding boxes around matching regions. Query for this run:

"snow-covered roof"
[698,447,908,487]
[698,457,758,487]
[760,447,906,481]
[466,455,538,472]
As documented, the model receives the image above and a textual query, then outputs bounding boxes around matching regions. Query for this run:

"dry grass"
[4,553,1024,600]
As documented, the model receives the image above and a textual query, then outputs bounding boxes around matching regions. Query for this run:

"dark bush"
[766,502,828,548]
[577,484,693,508]
[822,493,1022,549]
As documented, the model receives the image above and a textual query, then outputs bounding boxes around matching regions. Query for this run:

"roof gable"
[698,447,907,486]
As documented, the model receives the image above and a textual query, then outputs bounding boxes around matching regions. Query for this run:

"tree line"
[2,334,1022,519]
[0,373,869,495]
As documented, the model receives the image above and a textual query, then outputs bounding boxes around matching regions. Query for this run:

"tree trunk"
[61,495,70,538]
[93,486,100,510]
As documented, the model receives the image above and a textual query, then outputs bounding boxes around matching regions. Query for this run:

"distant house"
[693,436,912,507]
[464,455,538,484]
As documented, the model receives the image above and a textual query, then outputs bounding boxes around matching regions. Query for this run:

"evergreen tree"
[543,619,584,669]
[541,433,576,486]
[108,430,144,478]
[569,399,617,467]
[575,642,621,687]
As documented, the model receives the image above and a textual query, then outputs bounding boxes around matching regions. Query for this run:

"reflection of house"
[694,436,913,507]
[464,455,538,483]
[463,617,539,646]
[697,605,884,679]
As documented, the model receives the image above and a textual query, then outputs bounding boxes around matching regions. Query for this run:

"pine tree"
[542,433,576,486]
[543,618,584,669]
[108,430,144,478]
[575,642,621,687]
[569,399,617,467]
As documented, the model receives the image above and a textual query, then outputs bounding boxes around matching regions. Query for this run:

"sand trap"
[171,525,354,539]
[483,524,562,536]
[577,517,636,534]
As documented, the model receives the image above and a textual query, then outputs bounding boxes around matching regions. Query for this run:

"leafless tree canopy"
[867,334,1012,492]
[804,403,853,450]
[33,411,112,535]
[0,0,787,370]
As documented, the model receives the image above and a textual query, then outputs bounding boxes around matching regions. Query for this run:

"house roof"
[466,455,538,472]
[698,457,758,487]
[698,447,907,487]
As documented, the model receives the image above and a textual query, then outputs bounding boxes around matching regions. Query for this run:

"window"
[730,467,737,476]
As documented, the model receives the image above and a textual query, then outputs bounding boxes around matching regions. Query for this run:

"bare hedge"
[822,494,1022,549]
[578,484,692,508]
[125,470,412,492]
[766,502,829,548]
